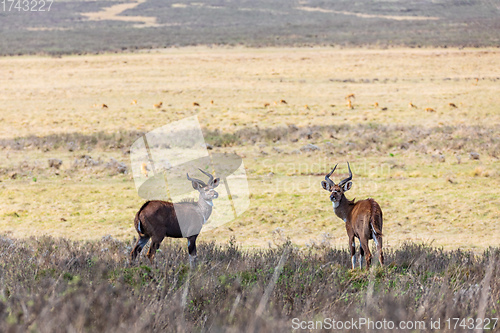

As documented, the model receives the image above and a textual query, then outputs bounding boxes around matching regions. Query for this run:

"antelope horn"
[338,162,353,187]
[186,173,206,187]
[198,168,215,185]
[324,164,337,186]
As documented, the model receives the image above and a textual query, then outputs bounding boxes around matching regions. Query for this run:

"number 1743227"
[446,318,498,330]
[1,0,53,12]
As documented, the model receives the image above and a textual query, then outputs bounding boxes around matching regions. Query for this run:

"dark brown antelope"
[131,169,220,267]
[321,162,384,269]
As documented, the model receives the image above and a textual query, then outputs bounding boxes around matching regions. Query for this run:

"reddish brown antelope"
[131,169,219,267]
[321,163,384,269]
[346,99,354,109]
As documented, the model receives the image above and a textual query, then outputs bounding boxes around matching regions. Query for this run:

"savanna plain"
[0,47,499,331]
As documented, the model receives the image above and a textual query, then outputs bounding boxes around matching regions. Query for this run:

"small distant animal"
[210,100,214,105]
[469,152,480,160]
[304,105,310,110]
[473,78,479,85]
[193,102,200,107]
[264,103,270,108]
[131,169,220,267]
[321,163,384,269]
[280,99,287,105]
[131,100,138,105]
[347,99,353,109]
[141,162,149,178]
[154,102,163,109]
[91,103,108,108]
[448,103,457,108]
[425,107,436,112]
[381,107,388,111]
[373,102,379,107]
[345,93,355,100]
[409,102,417,108]
[432,154,446,163]
[48,158,63,169]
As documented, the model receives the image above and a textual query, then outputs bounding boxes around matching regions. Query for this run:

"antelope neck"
[334,195,352,222]
[197,195,213,221]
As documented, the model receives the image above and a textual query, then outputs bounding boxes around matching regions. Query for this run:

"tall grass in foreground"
[0,236,498,332]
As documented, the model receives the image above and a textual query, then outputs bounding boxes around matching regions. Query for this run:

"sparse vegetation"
[3,123,497,155]
[0,0,499,55]
[0,236,498,332]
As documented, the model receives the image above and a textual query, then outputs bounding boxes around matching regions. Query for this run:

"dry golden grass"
[0,47,498,251]
[1,47,499,139]
[0,144,498,251]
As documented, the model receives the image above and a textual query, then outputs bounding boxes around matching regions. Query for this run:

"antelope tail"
[135,201,150,235]
[137,219,143,234]
[369,199,384,236]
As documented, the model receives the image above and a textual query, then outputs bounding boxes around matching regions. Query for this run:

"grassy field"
[1,47,500,137]
[0,47,499,253]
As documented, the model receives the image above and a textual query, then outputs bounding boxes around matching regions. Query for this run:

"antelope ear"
[212,178,220,188]
[191,181,202,190]
[321,181,332,191]
[343,181,352,192]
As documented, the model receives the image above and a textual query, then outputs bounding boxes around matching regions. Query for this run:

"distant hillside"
[0,0,499,55]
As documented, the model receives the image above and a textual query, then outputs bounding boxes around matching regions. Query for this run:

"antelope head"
[187,168,220,204]
[321,162,353,208]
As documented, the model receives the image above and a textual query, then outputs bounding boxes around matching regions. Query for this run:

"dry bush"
[0,131,145,152]
[1,124,498,158]
[0,236,497,332]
